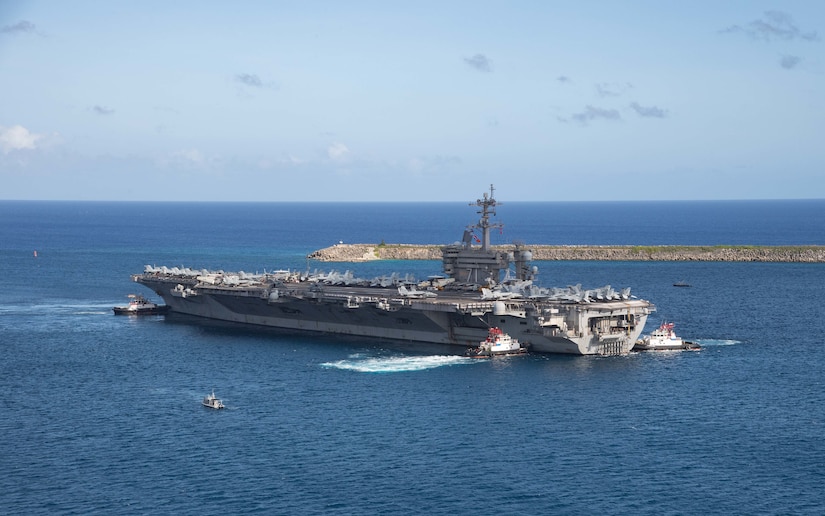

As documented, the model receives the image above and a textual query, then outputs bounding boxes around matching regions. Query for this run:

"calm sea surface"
[1,200,824,514]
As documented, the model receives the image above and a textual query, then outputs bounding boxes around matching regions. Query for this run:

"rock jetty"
[308,244,825,263]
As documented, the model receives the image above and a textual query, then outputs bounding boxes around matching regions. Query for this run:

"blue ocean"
[2,199,824,514]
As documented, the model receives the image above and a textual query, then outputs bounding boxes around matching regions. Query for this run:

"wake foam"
[0,302,115,316]
[694,339,741,347]
[321,354,472,373]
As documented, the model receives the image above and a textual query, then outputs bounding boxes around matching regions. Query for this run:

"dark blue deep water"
[2,200,824,514]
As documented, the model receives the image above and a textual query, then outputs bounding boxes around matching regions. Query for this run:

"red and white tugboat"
[634,322,700,351]
[466,327,529,358]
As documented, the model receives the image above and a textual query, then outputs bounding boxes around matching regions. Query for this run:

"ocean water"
[1,199,824,514]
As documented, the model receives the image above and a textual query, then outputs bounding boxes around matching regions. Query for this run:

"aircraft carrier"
[132,186,655,355]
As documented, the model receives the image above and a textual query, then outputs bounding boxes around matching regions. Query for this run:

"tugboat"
[466,327,529,358]
[202,390,225,410]
[112,294,170,315]
[634,322,700,351]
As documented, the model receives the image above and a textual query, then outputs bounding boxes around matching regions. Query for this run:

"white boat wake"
[0,302,116,316]
[693,339,741,347]
[321,354,473,373]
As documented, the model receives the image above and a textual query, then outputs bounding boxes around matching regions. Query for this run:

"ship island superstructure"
[132,186,655,355]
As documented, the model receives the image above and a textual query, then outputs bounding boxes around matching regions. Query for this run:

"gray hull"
[136,275,652,355]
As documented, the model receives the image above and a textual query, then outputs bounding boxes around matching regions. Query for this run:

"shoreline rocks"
[307,244,825,263]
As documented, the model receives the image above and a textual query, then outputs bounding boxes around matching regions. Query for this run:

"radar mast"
[470,184,503,251]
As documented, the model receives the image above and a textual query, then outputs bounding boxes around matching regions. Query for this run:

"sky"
[1,1,823,201]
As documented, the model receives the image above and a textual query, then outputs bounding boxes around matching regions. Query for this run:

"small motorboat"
[634,322,700,351]
[113,294,170,315]
[202,390,225,410]
[466,327,529,358]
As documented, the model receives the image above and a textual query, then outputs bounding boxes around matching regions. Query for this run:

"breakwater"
[308,244,825,263]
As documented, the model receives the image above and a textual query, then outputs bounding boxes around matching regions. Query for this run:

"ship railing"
[196,285,263,297]
[457,302,495,316]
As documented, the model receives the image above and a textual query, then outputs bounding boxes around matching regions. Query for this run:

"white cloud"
[156,148,215,171]
[175,149,204,164]
[0,125,42,153]
[595,82,633,98]
[327,142,351,161]
[406,155,461,175]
